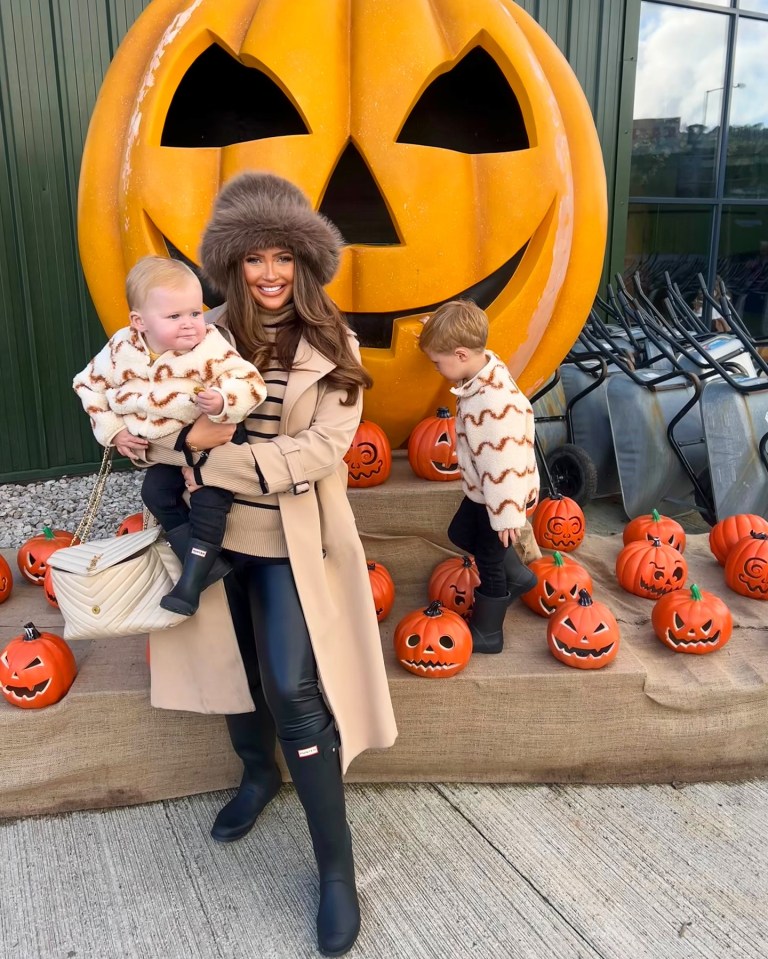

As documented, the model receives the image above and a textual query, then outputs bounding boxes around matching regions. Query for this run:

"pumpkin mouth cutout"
[552,638,615,661]
[2,679,51,701]
[399,659,459,674]
[663,629,721,650]
[737,576,768,594]
[347,462,385,483]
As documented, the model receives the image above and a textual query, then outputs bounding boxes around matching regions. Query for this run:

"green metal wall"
[0,0,633,483]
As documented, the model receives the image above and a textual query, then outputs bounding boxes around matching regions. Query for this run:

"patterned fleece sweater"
[72,326,267,446]
[450,351,539,531]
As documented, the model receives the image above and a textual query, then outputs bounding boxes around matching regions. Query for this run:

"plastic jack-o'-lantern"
[78,0,607,446]
[725,531,768,600]
[0,623,77,709]
[344,420,392,488]
[547,589,620,669]
[521,550,593,618]
[394,601,472,678]
[43,566,59,610]
[367,560,395,622]
[532,494,585,552]
[623,509,686,553]
[652,584,733,654]
[709,513,768,567]
[428,554,481,621]
[408,408,460,482]
[17,527,77,586]
[0,555,12,605]
[116,512,144,536]
[616,537,688,600]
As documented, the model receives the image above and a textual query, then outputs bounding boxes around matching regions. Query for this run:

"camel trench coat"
[146,330,397,772]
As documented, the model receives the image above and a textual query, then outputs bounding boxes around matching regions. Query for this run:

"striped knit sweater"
[450,351,539,531]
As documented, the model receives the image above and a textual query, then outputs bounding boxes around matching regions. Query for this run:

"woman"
[143,172,397,957]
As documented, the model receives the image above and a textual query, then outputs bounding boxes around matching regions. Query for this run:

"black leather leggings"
[224,554,332,742]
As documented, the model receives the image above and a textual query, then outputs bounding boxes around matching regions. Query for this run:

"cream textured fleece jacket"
[450,351,539,531]
[73,325,267,446]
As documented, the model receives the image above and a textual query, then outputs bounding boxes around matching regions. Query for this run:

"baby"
[73,255,267,616]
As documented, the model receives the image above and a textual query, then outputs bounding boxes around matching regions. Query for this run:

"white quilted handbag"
[48,528,186,640]
[46,445,186,640]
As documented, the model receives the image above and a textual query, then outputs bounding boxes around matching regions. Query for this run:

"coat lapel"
[281,337,334,427]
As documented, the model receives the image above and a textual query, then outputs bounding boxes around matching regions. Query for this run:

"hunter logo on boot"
[191,547,207,558]
[298,745,319,758]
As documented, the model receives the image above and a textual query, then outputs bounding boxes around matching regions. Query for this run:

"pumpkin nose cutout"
[319,141,399,246]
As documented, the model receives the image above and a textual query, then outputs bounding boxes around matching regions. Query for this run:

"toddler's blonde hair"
[418,299,488,354]
[126,256,201,311]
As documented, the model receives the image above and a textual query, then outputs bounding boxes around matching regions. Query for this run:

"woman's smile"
[243,248,295,310]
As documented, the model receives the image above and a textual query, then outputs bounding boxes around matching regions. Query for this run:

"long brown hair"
[222,257,372,406]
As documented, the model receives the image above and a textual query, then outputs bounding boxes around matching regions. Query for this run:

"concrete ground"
[2,498,765,959]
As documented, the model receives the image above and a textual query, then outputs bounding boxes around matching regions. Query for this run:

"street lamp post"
[703,82,746,128]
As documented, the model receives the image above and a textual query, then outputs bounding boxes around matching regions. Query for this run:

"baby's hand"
[113,428,149,460]
[498,527,520,548]
[195,389,224,415]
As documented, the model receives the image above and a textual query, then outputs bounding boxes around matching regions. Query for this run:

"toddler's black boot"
[503,547,538,602]
[160,538,225,616]
[469,590,510,653]
[163,523,231,588]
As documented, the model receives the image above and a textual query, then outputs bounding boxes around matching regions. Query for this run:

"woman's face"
[242,247,295,311]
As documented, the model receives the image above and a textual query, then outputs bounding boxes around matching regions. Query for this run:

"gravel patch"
[0,470,145,548]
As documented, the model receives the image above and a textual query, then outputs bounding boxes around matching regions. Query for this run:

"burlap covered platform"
[2,457,767,818]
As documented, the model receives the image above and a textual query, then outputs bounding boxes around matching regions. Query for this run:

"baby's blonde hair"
[418,299,488,354]
[126,256,200,311]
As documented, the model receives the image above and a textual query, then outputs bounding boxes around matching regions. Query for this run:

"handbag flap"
[47,527,163,575]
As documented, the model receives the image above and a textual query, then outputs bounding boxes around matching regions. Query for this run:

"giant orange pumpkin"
[0,556,12,605]
[709,514,768,567]
[394,601,472,678]
[16,527,77,587]
[78,0,607,446]
[0,623,77,709]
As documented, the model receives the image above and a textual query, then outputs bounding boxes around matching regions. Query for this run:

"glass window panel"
[724,18,768,198]
[630,3,728,198]
[739,2,768,13]
[625,205,713,308]
[718,206,768,336]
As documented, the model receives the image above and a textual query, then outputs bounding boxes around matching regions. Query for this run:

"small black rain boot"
[280,722,360,958]
[160,538,225,616]
[469,589,510,654]
[163,523,231,589]
[211,703,282,843]
[503,547,538,602]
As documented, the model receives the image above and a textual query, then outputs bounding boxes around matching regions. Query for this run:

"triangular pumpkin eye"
[562,617,578,633]
[594,623,608,633]
[162,44,309,147]
[674,613,685,629]
[396,47,529,154]
[26,657,42,668]
[702,620,713,632]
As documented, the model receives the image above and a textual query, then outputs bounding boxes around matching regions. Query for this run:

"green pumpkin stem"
[690,584,703,601]
[43,526,55,540]
[424,600,443,617]
[577,589,593,606]
[553,552,564,567]
[651,509,661,522]
[23,622,41,641]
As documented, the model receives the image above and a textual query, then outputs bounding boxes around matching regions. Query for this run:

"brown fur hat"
[200,172,343,293]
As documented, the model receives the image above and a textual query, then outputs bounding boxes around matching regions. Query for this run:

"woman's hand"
[181,465,203,492]
[113,428,149,460]
[187,416,237,450]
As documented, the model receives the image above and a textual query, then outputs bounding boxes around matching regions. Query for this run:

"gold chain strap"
[73,446,114,545]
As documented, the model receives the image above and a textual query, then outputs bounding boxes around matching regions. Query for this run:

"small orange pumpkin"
[17,527,77,586]
[0,555,12,604]
[521,550,593,618]
[407,408,460,482]
[367,560,395,622]
[724,531,768,600]
[428,555,481,621]
[616,536,688,599]
[393,601,472,678]
[344,420,392,488]
[623,508,686,552]
[116,512,144,535]
[652,584,733,654]
[547,589,620,669]
[0,622,77,708]
[42,566,59,610]
[709,513,768,566]
[532,494,585,552]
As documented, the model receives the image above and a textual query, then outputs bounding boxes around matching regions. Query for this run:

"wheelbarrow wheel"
[545,444,598,506]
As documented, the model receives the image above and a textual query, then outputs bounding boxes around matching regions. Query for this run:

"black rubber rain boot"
[280,722,360,958]
[163,523,231,589]
[469,590,510,654]
[211,703,282,843]
[503,547,538,602]
[160,538,226,616]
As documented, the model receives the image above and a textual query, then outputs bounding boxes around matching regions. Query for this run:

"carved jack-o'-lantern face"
[0,556,12,605]
[344,420,392,488]
[652,585,733,654]
[0,623,78,709]
[394,601,472,678]
[521,551,593,618]
[79,0,607,445]
[532,495,585,552]
[428,555,481,620]
[616,537,688,600]
[547,590,620,669]
[16,528,76,586]
[408,408,460,482]
[725,531,768,600]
